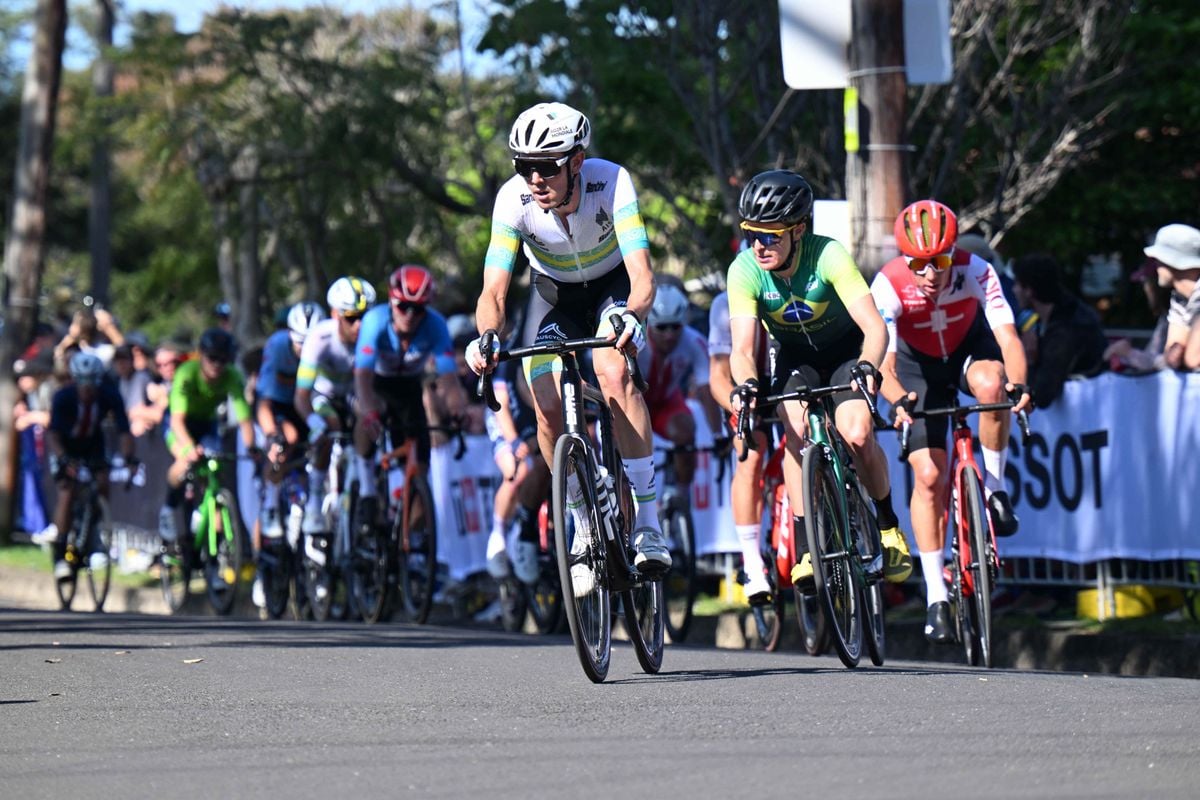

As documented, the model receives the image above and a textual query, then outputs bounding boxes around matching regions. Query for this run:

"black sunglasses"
[392,301,426,315]
[341,311,365,323]
[653,323,683,332]
[513,154,571,180]
[741,229,789,248]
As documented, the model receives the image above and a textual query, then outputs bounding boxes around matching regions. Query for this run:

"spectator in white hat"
[1143,224,1200,371]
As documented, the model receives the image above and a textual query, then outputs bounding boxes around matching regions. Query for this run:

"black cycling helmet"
[198,327,236,363]
[738,170,814,225]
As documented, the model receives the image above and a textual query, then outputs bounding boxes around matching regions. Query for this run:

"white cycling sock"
[261,482,280,512]
[622,456,659,532]
[737,524,765,576]
[920,549,948,605]
[982,446,1005,495]
[356,453,376,497]
[490,511,507,543]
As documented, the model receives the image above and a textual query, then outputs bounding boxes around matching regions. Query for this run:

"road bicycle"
[258,454,309,620]
[736,370,887,668]
[160,451,251,616]
[51,459,116,612]
[303,431,356,622]
[899,391,1030,668]
[498,500,565,635]
[479,315,665,683]
[354,423,464,625]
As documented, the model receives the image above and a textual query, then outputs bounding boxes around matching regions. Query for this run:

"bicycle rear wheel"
[529,545,564,635]
[84,497,113,612]
[794,589,831,656]
[353,521,392,624]
[54,549,79,611]
[622,581,665,674]
[260,538,292,620]
[963,470,994,667]
[160,511,192,614]
[499,577,528,632]
[552,434,611,683]
[802,444,863,668]
[660,499,696,643]
[751,573,784,652]
[397,472,437,624]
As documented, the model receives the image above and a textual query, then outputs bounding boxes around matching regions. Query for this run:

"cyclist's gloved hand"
[851,360,881,396]
[465,331,496,376]
[729,378,760,412]
[306,413,328,444]
[1006,382,1032,413]
[890,393,917,428]
[616,311,646,353]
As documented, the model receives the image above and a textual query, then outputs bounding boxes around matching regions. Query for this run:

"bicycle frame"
[190,456,237,557]
[948,415,991,599]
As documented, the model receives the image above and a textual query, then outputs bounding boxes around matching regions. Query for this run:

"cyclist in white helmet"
[256,300,326,539]
[636,282,721,496]
[466,100,672,579]
[294,277,376,534]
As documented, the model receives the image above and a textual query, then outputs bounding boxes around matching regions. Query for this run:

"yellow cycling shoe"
[790,553,815,593]
[880,526,913,583]
[239,562,258,583]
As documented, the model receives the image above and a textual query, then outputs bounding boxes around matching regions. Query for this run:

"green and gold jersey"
[726,233,869,365]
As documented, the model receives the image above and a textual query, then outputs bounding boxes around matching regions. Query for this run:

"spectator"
[129,342,183,436]
[1104,259,1172,373]
[126,330,154,373]
[53,306,124,367]
[1142,223,1200,371]
[13,349,55,536]
[110,344,153,420]
[1010,253,1108,408]
[214,301,234,332]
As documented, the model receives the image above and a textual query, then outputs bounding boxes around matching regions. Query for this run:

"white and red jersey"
[636,325,710,406]
[871,250,1015,359]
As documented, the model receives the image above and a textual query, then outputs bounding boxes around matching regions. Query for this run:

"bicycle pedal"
[747,591,773,607]
[636,562,670,580]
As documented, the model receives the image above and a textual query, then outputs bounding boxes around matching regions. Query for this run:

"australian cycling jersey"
[726,233,870,361]
[483,158,650,283]
[636,325,710,406]
[297,317,356,398]
[169,358,252,423]
[256,330,299,404]
[355,304,456,379]
[870,250,1014,359]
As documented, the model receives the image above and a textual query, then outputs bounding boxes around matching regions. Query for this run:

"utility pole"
[846,0,908,274]
[89,0,114,308]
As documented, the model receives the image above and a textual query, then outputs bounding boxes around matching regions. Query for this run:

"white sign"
[903,0,953,84]
[778,0,852,90]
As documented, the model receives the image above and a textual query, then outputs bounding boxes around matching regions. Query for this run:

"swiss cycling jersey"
[726,234,870,362]
[256,330,299,404]
[169,358,251,424]
[49,381,129,449]
[355,304,456,378]
[636,325,710,407]
[297,317,356,398]
[870,250,1014,359]
[483,158,650,283]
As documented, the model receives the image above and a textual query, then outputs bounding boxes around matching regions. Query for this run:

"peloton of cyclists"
[870,199,1031,643]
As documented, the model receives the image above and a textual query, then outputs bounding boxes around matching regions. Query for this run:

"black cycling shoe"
[924,601,954,644]
[987,490,1019,537]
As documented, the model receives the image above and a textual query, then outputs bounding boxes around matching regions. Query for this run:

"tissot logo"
[585,181,607,193]
[782,301,815,323]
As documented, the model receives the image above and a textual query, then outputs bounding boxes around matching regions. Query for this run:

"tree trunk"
[88,0,114,307]
[0,0,68,543]
[846,0,907,274]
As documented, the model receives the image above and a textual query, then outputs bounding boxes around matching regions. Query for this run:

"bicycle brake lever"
[609,313,649,393]
[476,330,501,412]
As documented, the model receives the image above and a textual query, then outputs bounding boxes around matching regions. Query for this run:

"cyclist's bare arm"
[710,353,736,416]
[729,316,761,389]
[473,268,511,361]
[847,293,888,374]
[992,322,1032,412]
[624,249,655,322]
[294,385,316,419]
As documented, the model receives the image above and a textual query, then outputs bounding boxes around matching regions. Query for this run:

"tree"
[0,0,67,541]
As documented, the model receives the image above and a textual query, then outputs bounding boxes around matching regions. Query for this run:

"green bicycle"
[161,451,250,615]
[736,370,888,668]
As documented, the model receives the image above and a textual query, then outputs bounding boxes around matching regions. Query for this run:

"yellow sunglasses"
[906,252,955,275]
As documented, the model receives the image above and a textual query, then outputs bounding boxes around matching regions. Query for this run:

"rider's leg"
[968,359,1010,493]
[909,447,950,605]
[735,429,770,596]
[593,346,659,528]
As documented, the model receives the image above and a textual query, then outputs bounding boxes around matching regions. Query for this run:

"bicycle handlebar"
[897,391,1032,461]
[476,313,649,412]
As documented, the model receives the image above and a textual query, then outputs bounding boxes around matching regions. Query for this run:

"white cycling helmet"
[509,102,592,156]
[287,301,326,345]
[648,285,689,327]
[326,276,377,315]
[69,351,105,385]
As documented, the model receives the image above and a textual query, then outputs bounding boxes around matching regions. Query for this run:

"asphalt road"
[2,609,1197,799]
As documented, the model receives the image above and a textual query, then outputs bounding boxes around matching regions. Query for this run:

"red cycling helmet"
[894,200,958,258]
[388,264,435,305]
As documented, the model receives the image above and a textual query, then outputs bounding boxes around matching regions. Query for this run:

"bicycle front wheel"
[660,500,696,643]
[160,518,192,614]
[204,490,242,615]
[850,488,886,667]
[84,497,113,612]
[802,444,862,668]
[397,472,438,624]
[963,470,994,667]
[552,434,611,683]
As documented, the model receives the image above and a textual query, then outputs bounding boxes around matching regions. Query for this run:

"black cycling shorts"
[374,374,430,463]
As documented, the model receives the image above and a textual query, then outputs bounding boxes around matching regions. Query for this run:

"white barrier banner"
[430,435,501,581]
[877,371,1200,563]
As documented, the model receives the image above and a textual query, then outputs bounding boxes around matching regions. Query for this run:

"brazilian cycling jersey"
[297,317,356,399]
[355,304,456,379]
[168,358,252,424]
[726,233,870,362]
[49,381,129,453]
[256,330,299,404]
[483,158,650,283]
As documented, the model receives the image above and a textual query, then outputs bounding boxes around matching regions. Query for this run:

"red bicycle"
[900,394,1029,667]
